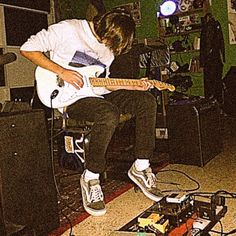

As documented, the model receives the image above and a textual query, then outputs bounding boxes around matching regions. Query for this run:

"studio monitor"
[0,109,59,235]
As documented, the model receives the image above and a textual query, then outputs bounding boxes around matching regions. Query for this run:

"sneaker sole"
[80,178,107,217]
[83,203,106,217]
[128,170,163,202]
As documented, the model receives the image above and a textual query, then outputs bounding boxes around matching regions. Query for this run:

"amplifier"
[167,98,223,166]
[0,109,59,235]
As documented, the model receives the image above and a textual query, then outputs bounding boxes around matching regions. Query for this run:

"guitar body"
[35,65,105,108]
[35,64,175,109]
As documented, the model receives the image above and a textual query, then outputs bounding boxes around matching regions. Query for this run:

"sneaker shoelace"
[144,168,157,189]
[90,184,104,203]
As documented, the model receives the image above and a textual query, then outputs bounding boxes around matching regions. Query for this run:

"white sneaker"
[80,172,106,216]
[128,163,163,202]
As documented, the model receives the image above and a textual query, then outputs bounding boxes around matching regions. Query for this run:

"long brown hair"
[93,9,136,56]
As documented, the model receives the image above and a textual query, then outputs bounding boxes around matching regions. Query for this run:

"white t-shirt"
[21,19,114,96]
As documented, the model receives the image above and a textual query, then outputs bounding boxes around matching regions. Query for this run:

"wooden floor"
[59,116,236,236]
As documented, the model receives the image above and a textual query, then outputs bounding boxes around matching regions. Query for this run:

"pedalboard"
[117,193,228,236]
[149,194,192,227]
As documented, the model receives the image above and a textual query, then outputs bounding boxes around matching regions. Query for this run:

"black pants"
[67,90,157,173]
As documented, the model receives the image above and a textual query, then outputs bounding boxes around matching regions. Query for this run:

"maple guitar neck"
[89,77,175,92]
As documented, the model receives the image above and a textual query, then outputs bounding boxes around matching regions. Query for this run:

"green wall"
[211,0,236,75]
[104,0,158,38]
[57,0,89,20]
[58,0,236,76]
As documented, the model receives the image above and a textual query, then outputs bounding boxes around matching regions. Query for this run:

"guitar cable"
[50,89,61,196]
[49,91,76,236]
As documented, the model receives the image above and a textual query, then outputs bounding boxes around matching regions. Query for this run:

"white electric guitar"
[35,64,175,109]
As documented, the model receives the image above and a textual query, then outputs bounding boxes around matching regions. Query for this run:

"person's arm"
[20,50,83,89]
[20,21,84,89]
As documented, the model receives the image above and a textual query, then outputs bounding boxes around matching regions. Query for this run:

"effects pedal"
[150,193,192,227]
[166,192,188,204]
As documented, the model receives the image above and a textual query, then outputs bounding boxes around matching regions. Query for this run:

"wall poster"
[113,1,141,27]
[228,0,236,44]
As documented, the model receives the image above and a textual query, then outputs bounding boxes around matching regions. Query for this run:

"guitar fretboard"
[89,77,175,92]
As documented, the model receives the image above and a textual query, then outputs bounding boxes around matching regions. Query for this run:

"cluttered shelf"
[160,28,201,38]
[157,0,209,38]
[156,0,210,98]
[158,7,205,20]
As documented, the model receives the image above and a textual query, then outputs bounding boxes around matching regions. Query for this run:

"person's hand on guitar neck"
[139,78,172,91]
[134,77,154,91]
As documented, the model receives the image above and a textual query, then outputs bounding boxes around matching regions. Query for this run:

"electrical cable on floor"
[60,210,75,236]
[216,190,236,198]
[224,229,236,235]
[210,228,236,236]
[209,220,224,236]
[156,169,201,193]
[156,180,182,186]
[189,190,236,199]
[219,220,224,236]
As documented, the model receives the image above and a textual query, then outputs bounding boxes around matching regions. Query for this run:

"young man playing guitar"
[20,9,167,217]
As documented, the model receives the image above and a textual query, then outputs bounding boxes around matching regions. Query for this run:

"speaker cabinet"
[167,99,223,167]
[0,196,6,235]
[0,109,59,235]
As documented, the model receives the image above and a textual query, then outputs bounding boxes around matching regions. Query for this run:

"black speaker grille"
[167,100,222,166]
[0,109,59,235]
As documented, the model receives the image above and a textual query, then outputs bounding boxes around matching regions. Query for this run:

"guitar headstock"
[167,84,175,92]
[153,81,175,92]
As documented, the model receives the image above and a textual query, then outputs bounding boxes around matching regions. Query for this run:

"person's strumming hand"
[58,69,84,90]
